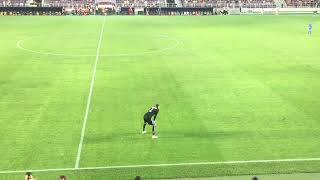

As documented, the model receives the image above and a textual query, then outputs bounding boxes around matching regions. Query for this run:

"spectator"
[25,172,33,180]
[252,176,259,180]
[116,6,121,15]
[135,176,141,180]
[59,175,67,180]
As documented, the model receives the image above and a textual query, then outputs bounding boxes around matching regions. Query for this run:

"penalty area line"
[1,158,320,174]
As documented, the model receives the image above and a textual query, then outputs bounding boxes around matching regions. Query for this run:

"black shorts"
[144,116,154,125]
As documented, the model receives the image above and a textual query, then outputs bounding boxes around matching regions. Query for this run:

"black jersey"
[144,106,159,120]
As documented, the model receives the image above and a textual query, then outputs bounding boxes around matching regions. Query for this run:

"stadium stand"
[116,0,165,7]
[0,0,318,15]
[47,0,69,7]
[240,0,276,8]
[0,0,291,8]
[182,0,276,8]
[286,0,318,7]
[0,0,26,6]
[45,0,164,8]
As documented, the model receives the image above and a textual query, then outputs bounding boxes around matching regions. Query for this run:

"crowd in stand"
[1,0,317,16]
[182,0,276,8]
[183,0,226,7]
[0,10,63,15]
[24,171,260,180]
[1,0,319,9]
[24,173,142,180]
[118,0,163,7]
[287,0,319,7]
[1,0,26,7]
[147,9,215,15]
[64,4,96,15]
[25,172,67,180]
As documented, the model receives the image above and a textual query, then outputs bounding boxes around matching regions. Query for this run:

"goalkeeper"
[142,104,160,139]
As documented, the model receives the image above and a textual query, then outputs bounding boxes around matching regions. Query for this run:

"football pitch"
[0,15,320,180]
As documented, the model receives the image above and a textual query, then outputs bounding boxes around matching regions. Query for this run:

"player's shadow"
[85,130,252,144]
[85,132,152,144]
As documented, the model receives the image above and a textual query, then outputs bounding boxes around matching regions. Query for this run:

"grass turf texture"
[0,15,320,179]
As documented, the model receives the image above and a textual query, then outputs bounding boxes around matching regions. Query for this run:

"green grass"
[0,15,320,180]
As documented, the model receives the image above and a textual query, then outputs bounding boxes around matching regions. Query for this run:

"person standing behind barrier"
[59,175,67,180]
[25,172,33,180]
[116,6,121,15]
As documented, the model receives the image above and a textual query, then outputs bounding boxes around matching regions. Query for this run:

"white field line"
[16,34,180,57]
[1,158,320,174]
[74,16,106,169]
